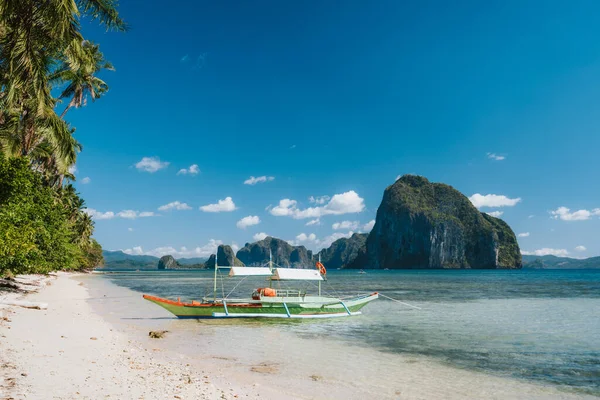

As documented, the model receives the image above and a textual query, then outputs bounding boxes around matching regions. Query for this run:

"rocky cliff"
[158,255,178,270]
[205,254,216,269]
[216,245,244,266]
[364,175,522,269]
[317,233,368,269]
[158,255,205,269]
[236,236,313,267]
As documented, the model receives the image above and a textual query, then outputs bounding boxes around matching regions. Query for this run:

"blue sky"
[70,1,600,259]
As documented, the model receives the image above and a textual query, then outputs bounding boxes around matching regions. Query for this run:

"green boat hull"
[143,293,378,319]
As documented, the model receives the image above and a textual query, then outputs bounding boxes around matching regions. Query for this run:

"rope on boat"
[224,275,249,299]
[377,293,422,310]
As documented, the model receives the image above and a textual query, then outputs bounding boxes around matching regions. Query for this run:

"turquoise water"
[101,269,600,395]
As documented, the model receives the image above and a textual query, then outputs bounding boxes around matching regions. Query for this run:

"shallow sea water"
[86,269,600,397]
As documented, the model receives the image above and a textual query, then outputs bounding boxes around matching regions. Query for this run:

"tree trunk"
[60,104,71,118]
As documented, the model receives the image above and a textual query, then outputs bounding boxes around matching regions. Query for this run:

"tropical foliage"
[0,0,125,275]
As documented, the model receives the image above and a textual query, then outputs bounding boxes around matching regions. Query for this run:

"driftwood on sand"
[0,299,48,310]
[149,330,168,339]
[0,275,54,310]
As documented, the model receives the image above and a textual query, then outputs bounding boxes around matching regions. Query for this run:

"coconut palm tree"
[52,41,114,118]
[0,0,124,178]
[60,184,94,244]
[0,0,124,272]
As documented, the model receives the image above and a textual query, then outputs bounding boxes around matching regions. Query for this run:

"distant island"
[101,248,600,270]
[522,255,600,269]
[100,175,534,270]
[100,250,207,270]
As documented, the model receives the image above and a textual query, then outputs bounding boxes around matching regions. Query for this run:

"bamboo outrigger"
[143,252,378,319]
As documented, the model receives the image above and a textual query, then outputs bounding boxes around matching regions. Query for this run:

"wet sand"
[1,273,596,399]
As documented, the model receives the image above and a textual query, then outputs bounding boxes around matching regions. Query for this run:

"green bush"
[0,157,101,275]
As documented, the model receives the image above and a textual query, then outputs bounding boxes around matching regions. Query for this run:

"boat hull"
[142,293,378,319]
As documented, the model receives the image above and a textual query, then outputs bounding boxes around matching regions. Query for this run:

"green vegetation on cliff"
[366,175,522,269]
[317,233,368,269]
[481,213,521,268]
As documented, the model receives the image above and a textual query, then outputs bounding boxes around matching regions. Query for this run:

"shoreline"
[1,273,597,399]
[0,273,262,400]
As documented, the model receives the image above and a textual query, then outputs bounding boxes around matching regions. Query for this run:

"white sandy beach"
[0,273,258,400]
[1,273,597,400]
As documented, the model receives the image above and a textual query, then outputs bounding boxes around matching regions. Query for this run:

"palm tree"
[0,0,124,272]
[0,0,124,179]
[60,184,94,244]
[51,41,114,118]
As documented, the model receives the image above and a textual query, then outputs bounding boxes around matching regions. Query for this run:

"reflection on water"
[98,269,600,395]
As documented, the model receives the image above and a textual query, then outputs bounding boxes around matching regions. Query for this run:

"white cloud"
[177,164,200,175]
[68,165,77,174]
[271,191,365,219]
[485,211,504,218]
[80,177,91,184]
[288,231,356,251]
[528,215,535,219]
[200,197,236,212]
[395,175,401,181]
[469,194,522,209]
[271,199,298,216]
[125,246,144,255]
[487,152,505,161]
[128,228,134,232]
[84,208,157,220]
[158,201,192,211]
[118,210,157,219]
[135,157,169,173]
[521,248,569,257]
[237,215,260,229]
[332,220,359,230]
[550,207,600,221]
[363,220,375,232]
[124,239,224,258]
[117,210,137,219]
[83,208,115,220]
[253,232,269,241]
[309,195,330,205]
[306,218,321,226]
[518,232,530,237]
[575,245,586,252]
[295,233,317,243]
[244,176,274,185]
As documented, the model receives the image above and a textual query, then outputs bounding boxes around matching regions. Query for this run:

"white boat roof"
[272,268,323,281]
[228,267,272,277]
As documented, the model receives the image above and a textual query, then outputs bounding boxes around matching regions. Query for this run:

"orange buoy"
[316,261,326,275]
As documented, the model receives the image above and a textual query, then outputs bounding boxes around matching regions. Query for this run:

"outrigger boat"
[143,253,378,319]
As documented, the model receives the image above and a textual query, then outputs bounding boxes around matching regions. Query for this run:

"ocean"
[87,269,600,398]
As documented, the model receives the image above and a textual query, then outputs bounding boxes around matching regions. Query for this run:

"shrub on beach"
[0,157,102,275]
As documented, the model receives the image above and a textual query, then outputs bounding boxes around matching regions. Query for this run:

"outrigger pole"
[213,250,218,301]
[318,254,322,296]
[269,250,273,289]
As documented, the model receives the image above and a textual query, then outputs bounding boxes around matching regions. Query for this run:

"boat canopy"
[272,268,323,281]
[228,267,273,277]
